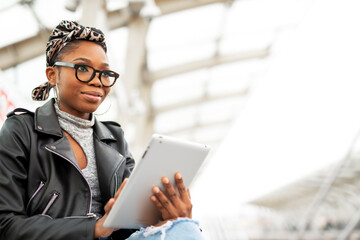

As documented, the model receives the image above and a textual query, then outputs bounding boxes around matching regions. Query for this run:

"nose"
[89,71,102,87]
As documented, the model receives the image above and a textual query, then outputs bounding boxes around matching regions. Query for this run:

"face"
[46,41,111,119]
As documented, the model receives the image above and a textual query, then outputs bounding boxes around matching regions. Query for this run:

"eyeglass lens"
[76,65,116,86]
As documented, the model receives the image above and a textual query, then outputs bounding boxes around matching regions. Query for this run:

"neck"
[54,101,95,126]
[57,101,91,120]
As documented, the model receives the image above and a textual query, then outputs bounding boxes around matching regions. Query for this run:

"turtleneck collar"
[54,102,95,129]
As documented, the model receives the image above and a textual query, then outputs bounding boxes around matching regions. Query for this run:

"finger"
[162,177,182,208]
[187,189,191,200]
[104,198,115,214]
[175,172,190,203]
[152,186,178,218]
[114,178,128,200]
[150,195,170,219]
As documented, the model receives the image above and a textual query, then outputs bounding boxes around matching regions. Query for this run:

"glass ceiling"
[0,0,317,167]
[0,0,320,238]
[0,0,314,149]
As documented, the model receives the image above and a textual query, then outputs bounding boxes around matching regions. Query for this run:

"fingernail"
[163,177,169,184]
[153,186,160,193]
[176,173,182,179]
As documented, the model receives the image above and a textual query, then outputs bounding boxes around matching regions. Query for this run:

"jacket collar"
[35,98,116,141]
[35,99,63,137]
[93,120,117,141]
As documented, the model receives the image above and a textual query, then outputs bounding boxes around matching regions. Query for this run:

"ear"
[46,66,57,86]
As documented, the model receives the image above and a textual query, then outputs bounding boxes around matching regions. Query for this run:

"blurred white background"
[1,0,360,239]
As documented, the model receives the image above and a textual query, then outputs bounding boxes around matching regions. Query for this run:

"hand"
[150,172,192,223]
[94,178,128,238]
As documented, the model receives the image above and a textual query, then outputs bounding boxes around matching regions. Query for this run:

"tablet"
[103,134,210,229]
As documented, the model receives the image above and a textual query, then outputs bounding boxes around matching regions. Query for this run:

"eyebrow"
[72,57,109,67]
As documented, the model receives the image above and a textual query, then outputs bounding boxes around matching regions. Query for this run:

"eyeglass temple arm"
[53,62,75,67]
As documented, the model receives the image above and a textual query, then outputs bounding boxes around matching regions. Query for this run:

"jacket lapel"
[35,99,78,166]
[34,99,63,137]
[93,120,126,202]
[45,137,78,167]
[35,99,126,203]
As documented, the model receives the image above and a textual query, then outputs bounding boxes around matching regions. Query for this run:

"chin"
[85,106,100,114]
[79,103,101,114]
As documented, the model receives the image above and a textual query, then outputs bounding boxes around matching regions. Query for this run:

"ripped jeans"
[126,218,204,240]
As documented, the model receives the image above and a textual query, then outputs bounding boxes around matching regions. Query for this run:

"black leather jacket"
[0,99,135,240]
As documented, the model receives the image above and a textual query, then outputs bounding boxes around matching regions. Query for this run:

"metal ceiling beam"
[164,118,233,136]
[249,181,323,208]
[154,89,248,114]
[120,17,152,158]
[0,29,51,70]
[0,8,132,71]
[146,47,270,82]
[108,0,232,28]
[0,0,230,70]
[106,7,133,30]
[156,0,234,15]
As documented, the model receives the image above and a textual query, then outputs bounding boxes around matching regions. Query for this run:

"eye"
[102,71,115,78]
[77,65,90,72]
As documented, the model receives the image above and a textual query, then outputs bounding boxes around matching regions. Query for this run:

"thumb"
[114,178,128,200]
[104,198,115,214]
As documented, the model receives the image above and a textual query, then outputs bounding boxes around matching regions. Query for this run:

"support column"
[80,0,107,29]
[121,17,152,158]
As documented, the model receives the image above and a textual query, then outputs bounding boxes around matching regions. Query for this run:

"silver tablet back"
[104,134,210,228]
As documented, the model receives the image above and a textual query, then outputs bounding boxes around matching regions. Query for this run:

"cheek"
[57,80,70,95]
[57,81,81,102]
[57,73,80,94]
[56,72,67,93]
[103,88,111,99]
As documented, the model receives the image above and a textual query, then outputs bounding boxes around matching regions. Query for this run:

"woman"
[0,20,203,240]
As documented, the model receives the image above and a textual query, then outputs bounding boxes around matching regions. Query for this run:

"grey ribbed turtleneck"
[54,102,102,216]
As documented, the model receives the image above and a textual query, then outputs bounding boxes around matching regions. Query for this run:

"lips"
[81,91,104,103]
[82,91,103,97]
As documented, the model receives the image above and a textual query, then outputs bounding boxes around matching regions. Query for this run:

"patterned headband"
[32,20,107,101]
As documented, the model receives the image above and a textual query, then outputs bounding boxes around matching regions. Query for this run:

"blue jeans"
[126,218,204,240]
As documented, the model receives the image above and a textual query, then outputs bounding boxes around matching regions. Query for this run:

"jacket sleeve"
[122,136,135,180]
[106,123,137,239]
[104,121,135,181]
[0,116,97,240]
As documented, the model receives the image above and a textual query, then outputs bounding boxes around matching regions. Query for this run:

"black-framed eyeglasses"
[53,62,119,87]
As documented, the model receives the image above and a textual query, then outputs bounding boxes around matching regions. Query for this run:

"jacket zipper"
[112,159,125,197]
[42,192,59,215]
[65,213,97,219]
[45,146,94,216]
[26,181,45,212]
[113,172,118,197]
